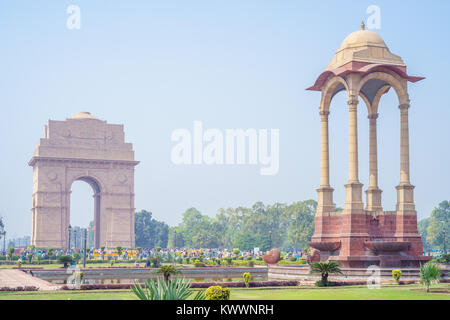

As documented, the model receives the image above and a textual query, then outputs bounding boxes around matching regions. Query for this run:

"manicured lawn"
[0,284,448,300]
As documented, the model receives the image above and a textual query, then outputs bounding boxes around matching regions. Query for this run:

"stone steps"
[0,269,61,291]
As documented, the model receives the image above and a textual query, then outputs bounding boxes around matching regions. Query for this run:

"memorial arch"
[29,112,139,248]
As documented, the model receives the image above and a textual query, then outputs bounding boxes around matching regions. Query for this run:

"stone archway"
[29,112,139,248]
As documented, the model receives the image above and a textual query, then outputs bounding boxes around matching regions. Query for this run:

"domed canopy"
[68,112,99,120]
[325,28,405,70]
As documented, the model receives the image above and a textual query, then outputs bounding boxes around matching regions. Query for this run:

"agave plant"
[420,261,441,292]
[309,261,343,284]
[132,277,205,300]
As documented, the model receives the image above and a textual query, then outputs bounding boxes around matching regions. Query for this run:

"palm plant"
[420,261,441,292]
[132,277,205,300]
[309,261,343,284]
[157,264,180,282]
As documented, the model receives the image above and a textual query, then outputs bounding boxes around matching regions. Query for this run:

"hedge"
[61,280,299,291]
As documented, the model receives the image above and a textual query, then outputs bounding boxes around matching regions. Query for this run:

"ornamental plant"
[309,261,343,285]
[132,277,205,300]
[205,286,230,300]
[420,261,441,293]
[392,269,402,283]
[242,272,251,288]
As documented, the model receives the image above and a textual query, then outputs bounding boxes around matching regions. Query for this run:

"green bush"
[242,272,251,288]
[289,256,297,262]
[193,261,205,267]
[57,255,74,268]
[315,280,337,287]
[436,253,450,265]
[277,259,306,265]
[392,269,402,283]
[205,286,230,300]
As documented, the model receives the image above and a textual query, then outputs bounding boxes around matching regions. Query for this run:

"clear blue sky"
[1,1,449,238]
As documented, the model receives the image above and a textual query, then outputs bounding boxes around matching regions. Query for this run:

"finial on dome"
[361,21,365,30]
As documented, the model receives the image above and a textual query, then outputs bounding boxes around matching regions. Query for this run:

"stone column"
[344,96,364,215]
[366,113,382,211]
[396,104,416,214]
[316,110,334,217]
[399,104,410,185]
[320,111,330,187]
[314,108,335,242]
[395,103,420,249]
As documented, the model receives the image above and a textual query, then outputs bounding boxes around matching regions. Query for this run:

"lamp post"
[174,231,177,249]
[68,225,72,251]
[269,230,272,250]
[83,228,88,268]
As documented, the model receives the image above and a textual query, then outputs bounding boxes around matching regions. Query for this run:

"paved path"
[0,269,61,291]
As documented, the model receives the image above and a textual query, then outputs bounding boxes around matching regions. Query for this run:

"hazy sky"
[1,1,449,238]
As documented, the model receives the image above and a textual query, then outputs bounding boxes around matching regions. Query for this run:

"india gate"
[307,24,431,268]
[29,112,138,248]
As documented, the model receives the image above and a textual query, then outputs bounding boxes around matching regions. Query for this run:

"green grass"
[0,284,448,300]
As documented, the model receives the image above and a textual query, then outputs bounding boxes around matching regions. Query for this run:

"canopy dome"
[325,28,405,70]
[67,112,99,120]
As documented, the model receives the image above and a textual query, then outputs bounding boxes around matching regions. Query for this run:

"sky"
[0,1,449,239]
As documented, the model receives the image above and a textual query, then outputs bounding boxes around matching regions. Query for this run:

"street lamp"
[174,231,177,249]
[68,225,72,251]
[83,228,88,268]
[269,230,272,250]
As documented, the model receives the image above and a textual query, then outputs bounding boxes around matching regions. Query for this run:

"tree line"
[134,200,449,253]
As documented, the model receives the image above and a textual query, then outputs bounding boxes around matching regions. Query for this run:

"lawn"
[0,284,448,300]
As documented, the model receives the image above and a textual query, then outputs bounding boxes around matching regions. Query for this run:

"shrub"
[17,260,22,268]
[194,261,205,267]
[420,261,441,292]
[247,260,254,267]
[436,253,450,265]
[57,255,74,268]
[110,260,114,267]
[242,272,251,288]
[392,269,402,283]
[315,280,338,287]
[205,286,230,300]
[289,256,297,262]
[233,249,240,255]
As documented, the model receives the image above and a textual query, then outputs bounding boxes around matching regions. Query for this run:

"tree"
[135,210,169,248]
[309,261,343,284]
[426,201,449,253]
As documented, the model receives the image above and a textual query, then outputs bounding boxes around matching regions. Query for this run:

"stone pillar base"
[365,187,383,212]
[344,182,364,213]
[396,184,415,212]
[316,186,335,215]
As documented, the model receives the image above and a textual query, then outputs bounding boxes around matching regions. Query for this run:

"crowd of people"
[2,246,308,262]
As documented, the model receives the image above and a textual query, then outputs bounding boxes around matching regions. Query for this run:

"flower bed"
[60,280,298,291]
[0,286,39,292]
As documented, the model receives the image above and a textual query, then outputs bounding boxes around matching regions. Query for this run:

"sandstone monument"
[307,24,431,268]
[29,112,138,248]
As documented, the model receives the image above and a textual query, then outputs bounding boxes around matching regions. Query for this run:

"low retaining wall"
[23,266,268,283]
[268,265,450,281]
